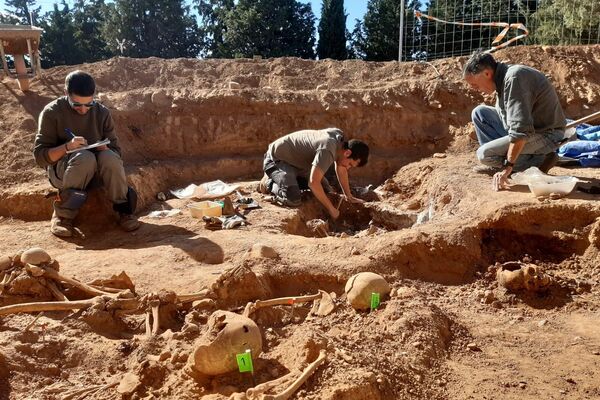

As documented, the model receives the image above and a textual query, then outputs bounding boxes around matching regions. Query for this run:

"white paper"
[170,180,240,200]
[193,180,240,199]
[66,139,111,154]
[148,209,182,218]
[170,184,198,199]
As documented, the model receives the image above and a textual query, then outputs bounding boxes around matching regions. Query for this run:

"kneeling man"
[463,50,566,190]
[260,128,369,219]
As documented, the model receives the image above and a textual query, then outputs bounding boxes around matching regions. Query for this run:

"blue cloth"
[557,122,600,167]
[576,123,600,141]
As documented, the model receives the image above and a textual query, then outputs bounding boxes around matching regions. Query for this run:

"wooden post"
[26,38,34,76]
[0,41,10,77]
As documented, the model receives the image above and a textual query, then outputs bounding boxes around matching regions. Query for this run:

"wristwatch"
[502,159,514,168]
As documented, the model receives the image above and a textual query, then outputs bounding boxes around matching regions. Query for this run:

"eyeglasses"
[68,97,96,109]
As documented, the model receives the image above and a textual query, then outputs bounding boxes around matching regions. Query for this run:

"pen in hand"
[64,128,87,151]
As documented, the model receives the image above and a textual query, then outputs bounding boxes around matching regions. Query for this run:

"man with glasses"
[463,50,566,191]
[33,70,140,238]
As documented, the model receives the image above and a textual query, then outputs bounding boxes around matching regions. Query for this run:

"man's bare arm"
[309,165,339,219]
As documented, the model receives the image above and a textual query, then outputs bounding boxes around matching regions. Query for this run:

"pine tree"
[317,0,347,60]
[103,0,200,59]
[1,0,40,25]
[72,0,113,62]
[423,0,535,59]
[39,1,83,67]
[531,0,599,45]
[222,0,316,59]
[352,0,422,61]
[195,0,234,58]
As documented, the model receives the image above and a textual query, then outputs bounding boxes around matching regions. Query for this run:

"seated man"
[33,70,140,238]
[259,128,369,219]
[463,50,566,191]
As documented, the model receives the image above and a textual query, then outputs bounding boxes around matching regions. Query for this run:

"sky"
[1,1,369,31]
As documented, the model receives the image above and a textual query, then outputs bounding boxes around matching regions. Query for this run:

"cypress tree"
[317,0,348,60]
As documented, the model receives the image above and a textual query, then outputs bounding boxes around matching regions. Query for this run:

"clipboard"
[66,139,111,154]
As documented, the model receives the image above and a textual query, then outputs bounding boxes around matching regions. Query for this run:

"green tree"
[352,0,422,61]
[530,0,600,45]
[317,0,348,60]
[103,0,200,59]
[195,0,234,58]
[1,0,40,25]
[72,0,113,62]
[223,0,316,58]
[422,0,536,59]
[39,1,82,67]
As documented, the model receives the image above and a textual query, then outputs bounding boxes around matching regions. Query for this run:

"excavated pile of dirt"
[1,45,600,399]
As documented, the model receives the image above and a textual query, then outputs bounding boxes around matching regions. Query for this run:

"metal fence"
[401,0,600,61]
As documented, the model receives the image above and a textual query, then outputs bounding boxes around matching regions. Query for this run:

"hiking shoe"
[257,173,269,194]
[119,213,141,232]
[539,152,559,173]
[51,214,74,238]
[472,165,498,175]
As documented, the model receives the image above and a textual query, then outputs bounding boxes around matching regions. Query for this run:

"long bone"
[0,299,96,316]
[245,372,298,399]
[0,296,139,317]
[41,267,117,297]
[264,350,327,400]
[243,293,323,317]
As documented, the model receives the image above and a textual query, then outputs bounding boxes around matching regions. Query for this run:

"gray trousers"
[263,152,336,207]
[263,152,303,207]
[49,149,128,219]
[473,105,564,170]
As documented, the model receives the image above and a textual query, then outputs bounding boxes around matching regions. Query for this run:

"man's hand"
[95,145,109,151]
[346,195,365,204]
[67,136,87,150]
[492,169,512,191]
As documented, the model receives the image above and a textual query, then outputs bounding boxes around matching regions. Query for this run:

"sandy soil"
[0,45,599,399]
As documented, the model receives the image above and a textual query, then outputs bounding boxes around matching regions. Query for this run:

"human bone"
[344,272,391,310]
[188,310,262,376]
[496,263,552,292]
[20,248,51,266]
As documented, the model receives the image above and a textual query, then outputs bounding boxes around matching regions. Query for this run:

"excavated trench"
[282,195,419,238]
[2,48,600,400]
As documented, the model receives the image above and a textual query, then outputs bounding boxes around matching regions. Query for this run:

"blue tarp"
[576,123,600,141]
[558,122,600,167]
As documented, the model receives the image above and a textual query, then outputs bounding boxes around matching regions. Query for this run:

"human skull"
[188,310,262,376]
[345,272,391,310]
[521,265,552,291]
[496,263,551,292]
[20,248,51,266]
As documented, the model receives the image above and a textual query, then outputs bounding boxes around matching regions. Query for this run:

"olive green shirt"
[33,97,121,168]
[268,128,343,176]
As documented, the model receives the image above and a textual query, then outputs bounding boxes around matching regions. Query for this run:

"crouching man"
[463,50,566,191]
[33,70,140,238]
[259,128,369,219]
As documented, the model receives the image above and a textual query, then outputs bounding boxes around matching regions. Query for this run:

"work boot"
[539,152,559,173]
[119,213,140,232]
[257,173,269,194]
[50,213,74,238]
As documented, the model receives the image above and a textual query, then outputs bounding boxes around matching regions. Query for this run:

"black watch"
[502,159,514,168]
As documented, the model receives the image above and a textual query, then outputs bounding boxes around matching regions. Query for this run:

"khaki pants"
[48,149,128,219]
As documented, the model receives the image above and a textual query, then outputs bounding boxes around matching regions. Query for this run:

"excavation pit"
[284,197,418,238]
